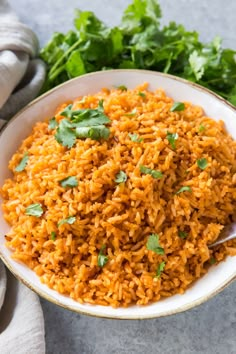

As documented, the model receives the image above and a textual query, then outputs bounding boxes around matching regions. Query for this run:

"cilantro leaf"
[170,102,185,112]
[61,102,110,127]
[166,131,179,150]
[15,152,29,172]
[58,216,76,227]
[48,117,58,130]
[189,50,208,81]
[198,124,206,132]
[60,104,74,119]
[75,125,110,140]
[98,245,108,267]
[25,203,43,217]
[74,10,106,34]
[55,119,77,148]
[124,108,137,117]
[176,186,192,194]
[110,27,123,56]
[115,171,127,184]
[138,91,146,98]
[156,261,166,278]
[59,176,78,188]
[228,87,236,106]
[197,158,208,170]
[56,102,111,143]
[51,231,56,241]
[178,231,188,239]
[116,85,127,91]
[121,0,161,34]
[55,102,111,146]
[146,234,164,255]
[65,50,86,78]
[209,257,216,265]
[140,165,163,179]
[129,133,143,142]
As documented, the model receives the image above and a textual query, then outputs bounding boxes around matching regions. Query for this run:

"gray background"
[9,1,236,353]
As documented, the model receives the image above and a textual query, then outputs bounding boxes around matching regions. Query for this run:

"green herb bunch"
[40,0,236,105]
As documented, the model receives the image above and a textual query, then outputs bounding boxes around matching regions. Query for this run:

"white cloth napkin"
[0,0,45,125]
[0,1,46,353]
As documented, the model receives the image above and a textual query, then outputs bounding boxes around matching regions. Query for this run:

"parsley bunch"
[40,0,236,105]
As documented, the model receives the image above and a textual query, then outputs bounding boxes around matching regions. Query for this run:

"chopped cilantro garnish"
[59,176,78,188]
[156,261,166,278]
[129,133,143,143]
[116,85,127,91]
[138,91,146,98]
[48,117,58,130]
[178,231,188,239]
[166,131,179,150]
[15,152,29,172]
[140,165,163,179]
[98,245,108,267]
[209,257,216,265]
[176,186,192,194]
[62,101,110,126]
[25,203,43,217]
[75,125,110,140]
[55,119,77,148]
[197,158,208,170]
[58,216,76,227]
[115,171,127,184]
[146,234,164,255]
[78,97,86,104]
[54,101,111,147]
[51,231,56,241]
[125,108,137,117]
[170,102,185,112]
[198,124,206,133]
[60,104,74,119]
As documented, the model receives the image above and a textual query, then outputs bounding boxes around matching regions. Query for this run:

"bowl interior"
[0,70,236,319]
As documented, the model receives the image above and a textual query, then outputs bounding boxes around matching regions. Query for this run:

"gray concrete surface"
[9,1,236,353]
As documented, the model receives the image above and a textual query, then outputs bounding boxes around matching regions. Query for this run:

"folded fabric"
[0,264,45,354]
[0,1,46,353]
[0,0,46,124]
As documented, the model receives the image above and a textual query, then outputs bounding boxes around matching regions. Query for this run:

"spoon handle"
[209,223,236,248]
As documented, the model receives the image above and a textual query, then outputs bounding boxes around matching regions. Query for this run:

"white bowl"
[1,70,236,319]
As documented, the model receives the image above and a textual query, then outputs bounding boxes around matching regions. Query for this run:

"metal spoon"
[209,223,236,248]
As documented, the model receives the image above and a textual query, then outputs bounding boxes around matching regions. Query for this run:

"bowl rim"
[1,69,236,138]
[1,251,236,320]
[1,69,236,319]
